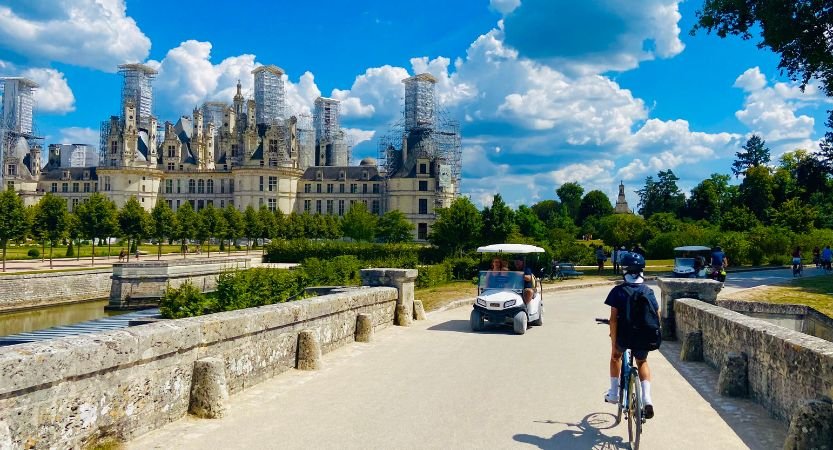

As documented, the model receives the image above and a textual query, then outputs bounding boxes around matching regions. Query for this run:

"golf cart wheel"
[530,301,543,326]
[470,309,485,332]
[513,311,528,335]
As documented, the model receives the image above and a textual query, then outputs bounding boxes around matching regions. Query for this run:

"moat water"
[0,299,125,337]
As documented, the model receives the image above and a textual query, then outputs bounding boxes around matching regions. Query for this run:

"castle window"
[259,176,264,192]
[165,180,173,194]
[167,145,175,158]
[420,163,427,174]
[418,223,428,240]
[304,200,311,213]
[177,179,182,194]
[84,183,91,193]
[167,163,175,171]
[316,171,323,181]
[316,183,322,193]
[362,171,368,180]
[338,200,345,216]
[269,139,278,153]
[72,198,79,210]
[198,179,205,194]
[62,183,68,193]
[229,180,235,193]
[340,184,345,193]
[167,200,173,209]
[62,170,70,180]
[372,200,380,215]
[316,200,322,214]
[304,183,311,193]
[268,198,276,212]
[350,183,358,194]
[373,184,380,194]
[207,179,214,194]
[110,141,117,154]
[220,179,225,194]
[83,171,90,180]
[326,183,333,193]
[188,179,196,194]
[419,198,428,215]
[419,180,428,191]
[268,176,277,192]
[51,183,57,193]
[339,171,345,180]
[362,184,368,194]
[326,200,334,215]
[260,160,264,167]
[72,183,79,193]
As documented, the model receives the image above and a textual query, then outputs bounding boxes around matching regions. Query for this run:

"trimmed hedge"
[265,239,440,264]
[416,262,453,289]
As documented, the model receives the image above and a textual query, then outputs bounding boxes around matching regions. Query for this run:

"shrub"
[266,239,426,264]
[416,262,452,288]
[444,256,479,280]
[716,231,750,266]
[301,255,362,286]
[214,268,306,312]
[160,281,210,319]
[768,255,788,266]
[27,248,39,258]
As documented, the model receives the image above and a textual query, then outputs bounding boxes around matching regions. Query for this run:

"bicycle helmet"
[620,252,645,274]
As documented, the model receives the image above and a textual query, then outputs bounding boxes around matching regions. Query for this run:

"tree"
[117,197,149,261]
[33,193,68,269]
[637,170,685,218]
[739,165,774,220]
[222,205,243,254]
[66,212,81,260]
[556,182,584,219]
[514,205,547,241]
[481,193,515,243]
[0,189,29,272]
[341,202,377,242]
[376,210,414,243]
[75,193,118,266]
[732,135,771,177]
[174,201,198,258]
[578,190,614,223]
[686,178,722,222]
[772,198,817,233]
[199,204,225,257]
[150,198,177,260]
[597,214,647,248]
[721,206,761,232]
[258,206,277,255]
[243,206,261,253]
[428,196,482,256]
[531,200,562,225]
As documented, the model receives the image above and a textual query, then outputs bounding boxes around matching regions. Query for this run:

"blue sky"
[1,0,829,208]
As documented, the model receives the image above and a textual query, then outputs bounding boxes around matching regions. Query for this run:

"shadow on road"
[427,320,530,335]
[514,412,628,450]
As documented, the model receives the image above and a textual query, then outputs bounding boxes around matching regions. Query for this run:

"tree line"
[0,191,416,271]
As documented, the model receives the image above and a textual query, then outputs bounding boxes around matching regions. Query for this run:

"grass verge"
[725,275,833,317]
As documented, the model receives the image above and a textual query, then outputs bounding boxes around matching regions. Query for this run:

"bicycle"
[792,258,804,277]
[596,318,645,449]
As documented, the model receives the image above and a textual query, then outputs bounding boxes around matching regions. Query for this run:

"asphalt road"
[128,271,808,450]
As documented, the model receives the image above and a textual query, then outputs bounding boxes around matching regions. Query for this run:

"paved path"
[129,271,802,450]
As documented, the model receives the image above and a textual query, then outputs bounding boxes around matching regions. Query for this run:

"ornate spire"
[615,180,631,214]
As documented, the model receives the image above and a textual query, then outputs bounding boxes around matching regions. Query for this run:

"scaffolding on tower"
[252,65,287,125]
[118,64,157,127]
[296,113,315,169]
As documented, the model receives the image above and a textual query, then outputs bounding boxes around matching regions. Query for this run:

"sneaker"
[604,391,619,404]
[644,404,654,419]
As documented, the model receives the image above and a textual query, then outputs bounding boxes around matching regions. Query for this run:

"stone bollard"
[718,351,748,397]
[783,399,833,450]
[355,313,374,343]
[680,331,704,362]
[189,357,229,419]
[656,278,723,341]
[413,300,427,321]
[297,329,322,370]
[361,268,418,327]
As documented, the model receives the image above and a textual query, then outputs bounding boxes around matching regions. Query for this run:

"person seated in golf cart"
[513,258,536,304]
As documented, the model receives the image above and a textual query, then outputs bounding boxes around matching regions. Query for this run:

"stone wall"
[0,282,402,449]
[719,300,833,342]
[0,269,112,312]
[675,299,833,422]
[109,256,260,309]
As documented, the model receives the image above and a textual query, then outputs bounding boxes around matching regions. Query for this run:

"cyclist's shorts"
[617,345,648,360]
[792,257,802,265]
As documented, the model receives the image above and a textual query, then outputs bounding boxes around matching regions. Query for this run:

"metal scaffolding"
[377,73,461,188]
[201,101,227,134]
[118,64,157,127]
[0,78,40,184]
[314,97,340,143]
[99,119,111,166]
[296,113,315,169]
[252,65,286,125]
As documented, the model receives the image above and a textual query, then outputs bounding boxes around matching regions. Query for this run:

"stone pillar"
[361,268,418,327]
[680,331,704,362]
[413,300,426,321]
[189,357,229,419]
[657,278,723,341]
[297,329,322,370]
[355,313,374,342]
[718,351,748,397]
[784,399,833,450]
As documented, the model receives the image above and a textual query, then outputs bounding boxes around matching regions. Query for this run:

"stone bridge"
[0,268,831,449]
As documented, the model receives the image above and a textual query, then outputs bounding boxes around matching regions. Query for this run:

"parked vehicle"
[672,246,711,278]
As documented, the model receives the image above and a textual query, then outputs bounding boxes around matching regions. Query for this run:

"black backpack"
[617,285,662,352]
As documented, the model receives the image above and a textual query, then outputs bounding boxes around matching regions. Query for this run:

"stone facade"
[0,278,406,449]
[719,299,833,342]
[0,270,112,312]
[674,299,833,423]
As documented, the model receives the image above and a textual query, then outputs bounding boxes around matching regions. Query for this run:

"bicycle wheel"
[627,372,643,449]
[615,382,624,425]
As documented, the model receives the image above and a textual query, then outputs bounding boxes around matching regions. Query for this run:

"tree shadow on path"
[514,412,628,450]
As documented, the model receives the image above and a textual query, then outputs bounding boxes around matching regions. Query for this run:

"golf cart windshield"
[479,271,525,291]
[675,257,695,268]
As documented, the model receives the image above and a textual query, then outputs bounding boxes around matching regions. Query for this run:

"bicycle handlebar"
[595,318,609,324]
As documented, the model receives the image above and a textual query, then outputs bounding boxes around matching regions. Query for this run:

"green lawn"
[0,244,187,261]
[728,275,833,317]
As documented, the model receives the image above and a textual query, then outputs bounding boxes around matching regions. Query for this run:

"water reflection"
[0,300,124,336]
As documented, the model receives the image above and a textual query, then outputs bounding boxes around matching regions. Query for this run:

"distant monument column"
[615,180,631,214]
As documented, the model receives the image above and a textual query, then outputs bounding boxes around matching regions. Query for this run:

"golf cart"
[673,246,711,278]
[470,244,545,334]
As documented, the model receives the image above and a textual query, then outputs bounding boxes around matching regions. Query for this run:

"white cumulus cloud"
[58,127,98,146]
[0,61,75,114]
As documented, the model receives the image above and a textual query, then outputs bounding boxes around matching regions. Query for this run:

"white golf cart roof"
[476,244,546,254]
[674,246,711,252]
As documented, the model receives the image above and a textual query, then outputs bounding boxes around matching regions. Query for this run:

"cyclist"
[792,247,802,276]
[822,245,833,271]
[603,252,659,419]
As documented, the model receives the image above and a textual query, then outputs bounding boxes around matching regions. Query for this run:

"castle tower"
[118,64,157,129]
[403,73,436,132]
[252,65,286,125]
[615,180,631,214]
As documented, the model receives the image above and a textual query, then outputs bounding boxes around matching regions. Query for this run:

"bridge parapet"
[0,271,404,449]
[656,278,722,339]
[675,299,833,428]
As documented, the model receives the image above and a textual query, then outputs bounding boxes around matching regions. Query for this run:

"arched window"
[188,179,196,194]
[206,179,214,194]
[198,179,205,194]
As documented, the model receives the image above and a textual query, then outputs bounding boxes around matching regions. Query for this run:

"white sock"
[641,380,652,405]
[609,377,619,394]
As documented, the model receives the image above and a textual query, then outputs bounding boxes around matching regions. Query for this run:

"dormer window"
[362,171,369,180]
[339,171,346,180]
[83,170,90,180]
[62,170,70,180]
[316,171,323,181]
